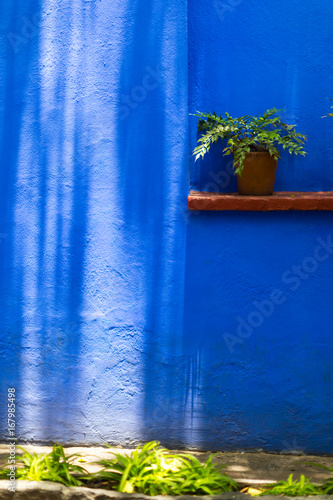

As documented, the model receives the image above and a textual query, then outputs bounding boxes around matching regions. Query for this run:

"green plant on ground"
[88,441,238,496]
[321,478,333,494]
[0,443,87,486]
[258,474,321,496]
[307,463,333,494]
[318,477,333,495]
[192,108,307,175]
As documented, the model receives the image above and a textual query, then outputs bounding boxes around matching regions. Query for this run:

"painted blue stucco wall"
[0,0,333,453]
[0,0,189,445]
[189,0,333,193]
[185,0,333,452]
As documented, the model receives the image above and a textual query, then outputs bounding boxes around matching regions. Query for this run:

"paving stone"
[0,482,333,500]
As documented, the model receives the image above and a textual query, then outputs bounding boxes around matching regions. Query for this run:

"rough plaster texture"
[0,0,188,445]
[188,0,333,193]
[184,0,333,452]
[0,0,333,453]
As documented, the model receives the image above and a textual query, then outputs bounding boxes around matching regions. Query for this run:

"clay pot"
[236,151,278,196]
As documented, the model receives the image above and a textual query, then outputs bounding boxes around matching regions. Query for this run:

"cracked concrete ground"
[0,444,332,485]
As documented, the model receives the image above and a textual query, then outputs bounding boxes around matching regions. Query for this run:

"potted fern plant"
[192,108,307,195]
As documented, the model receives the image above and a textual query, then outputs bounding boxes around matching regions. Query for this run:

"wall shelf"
[188,191,333,211]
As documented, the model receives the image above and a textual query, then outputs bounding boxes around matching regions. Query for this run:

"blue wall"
[189,0,333,193]
[0,0,333,453]
[186,0,333,452]
[0,0,188,445]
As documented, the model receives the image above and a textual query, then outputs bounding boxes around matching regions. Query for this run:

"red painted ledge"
[188,191,333,211]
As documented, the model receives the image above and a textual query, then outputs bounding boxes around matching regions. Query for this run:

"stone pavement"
[0,482,333,500]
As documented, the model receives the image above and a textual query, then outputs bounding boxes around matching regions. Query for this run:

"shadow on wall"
[0,1,41,437]
[0,1,91,441]
[116,0,189,446]
[0,0,189,446]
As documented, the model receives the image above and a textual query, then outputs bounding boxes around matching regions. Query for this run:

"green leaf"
[90,441,239,495]
[191,108,307,169]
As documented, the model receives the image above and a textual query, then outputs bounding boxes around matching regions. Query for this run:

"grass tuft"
[0,443,87,486]
[86,440,239,495]
[307,463,333,494]
[258,474,321,496]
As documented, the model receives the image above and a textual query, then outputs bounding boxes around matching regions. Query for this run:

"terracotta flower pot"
[236,151,278,196]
